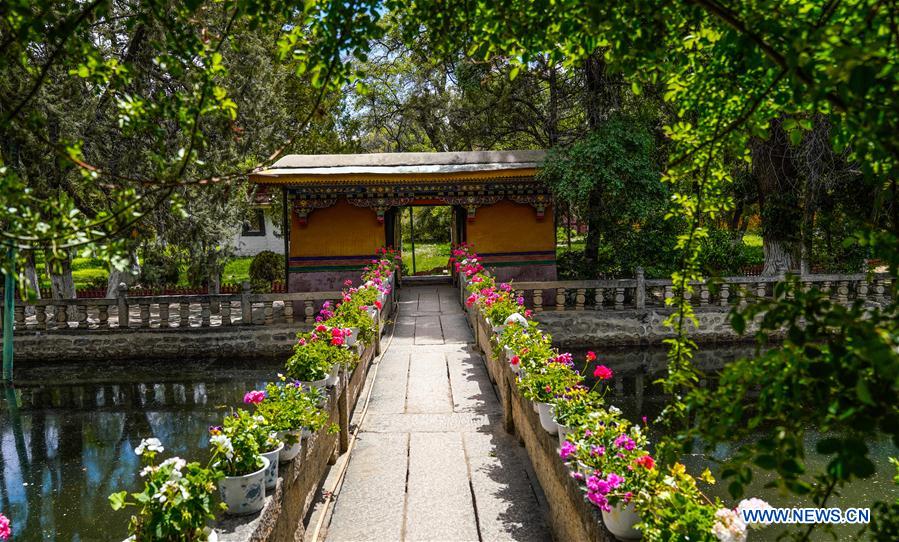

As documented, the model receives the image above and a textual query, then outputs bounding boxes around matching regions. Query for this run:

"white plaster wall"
[231,210,285,256]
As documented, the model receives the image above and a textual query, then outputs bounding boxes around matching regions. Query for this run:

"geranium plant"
[518,360,583,404]
[251,376,332,440]
[285,327,358,382]
[209,411,264,477]
[109,438,222,541]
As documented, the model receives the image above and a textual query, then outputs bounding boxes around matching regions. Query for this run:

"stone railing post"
[117,282,129,329]
[240,281,252,325]
[635,267,646,309]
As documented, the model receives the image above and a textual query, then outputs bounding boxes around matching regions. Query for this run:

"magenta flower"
[606,472,624,489]
[559,441,577,460]
[614,434,635,451]
[590,445,605,457]
[0,513,10,541]
[587,491,611,512]
[593,365,614,380]
[243,390,265,405]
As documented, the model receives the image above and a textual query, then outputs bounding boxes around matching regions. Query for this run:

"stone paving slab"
[365,350,410,415]
[326,432,409,542]
[446,349,501,414]
[405,351,452,413]
[463,431,551,542]
[362,412,500,433]
[413,315,444,345]
[441,313,472,344]
[405,432,480,542]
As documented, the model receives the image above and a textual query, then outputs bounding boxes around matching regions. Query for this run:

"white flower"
[139,465,156,477]
[608,406,622,415]
[712,508,747,542]
[161,457,187,480]
[736,498,773,529]
[210,434,234,459]
[135,437,164,456]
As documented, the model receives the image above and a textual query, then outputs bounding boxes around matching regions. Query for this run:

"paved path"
[325,285,550,542]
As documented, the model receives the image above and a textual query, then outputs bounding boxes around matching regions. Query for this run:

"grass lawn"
[38,255,256,289]
[402,242,450,275]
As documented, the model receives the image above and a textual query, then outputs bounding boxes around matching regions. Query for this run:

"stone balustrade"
[8,282,342,332]
[511,270,893,312]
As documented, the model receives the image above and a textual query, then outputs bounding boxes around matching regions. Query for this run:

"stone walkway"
[325,285,550,542]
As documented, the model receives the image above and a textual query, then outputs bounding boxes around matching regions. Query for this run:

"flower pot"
[218,456,269,516]
[602,502,642,541]
[492,324,506,335]
[509,360,521,375]
[301,377,329,390]
[345,327,360,347]
[277,430,302,462]
[261,442,284,490]
[327,363,340,387]
[367,307,378,320]
[532,400,539,414]
[503,345,514,360]
[537,402,558,435]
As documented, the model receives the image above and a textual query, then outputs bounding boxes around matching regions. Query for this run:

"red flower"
[510,355,520,366]
[375,300,383,310]
[586,351,596,361]
[635,455,655,470]
[593,365,613,380]
[331,337,344,346]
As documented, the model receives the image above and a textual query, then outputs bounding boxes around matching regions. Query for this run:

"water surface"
[1,359,283,541]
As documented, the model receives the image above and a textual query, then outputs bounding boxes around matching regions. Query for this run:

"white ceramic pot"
[509,359,521,375]
[503,345,514,360]
[602,502,643,541]
[532,400,539,414]
[261,442,284,490]
[302,377,328,390]
[345,327,360,347]
[327,363,340,387]
[537,402,558,435]
[277,430,302,462]
[218,456,269,516]
[367,307,378,320]
[492,324,506,335]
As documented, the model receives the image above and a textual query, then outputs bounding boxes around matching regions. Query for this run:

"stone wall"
[534,307,764,347]
[12,325,305,362]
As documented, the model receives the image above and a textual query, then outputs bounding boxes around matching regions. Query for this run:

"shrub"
[140,252,181,287]
[249,251,283,292]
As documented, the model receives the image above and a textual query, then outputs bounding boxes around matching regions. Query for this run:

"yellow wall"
[466,200,555,254]
[290,198,383,258]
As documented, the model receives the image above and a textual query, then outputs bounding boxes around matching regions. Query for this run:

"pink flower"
[586,351,596,362]
[593,365,613,380]
[614,434,635,451]
[331,337,344,346]
[623,491,633,503]
[559,440,577,460]
[524,309,533,318]
[243,390,265,404]
[510,355,520,366]
[298,338,307,346]
[0,513,9,541]
[316,324,327,332]
[590,445,605,457]
[587,491,611,512]
[606,472,624,489]
[375,300,383,310]
[344,279,353,286]
[516,296,525,305]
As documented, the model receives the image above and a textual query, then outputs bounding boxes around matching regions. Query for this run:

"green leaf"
[109,491,128,510]
[855,379,874,405]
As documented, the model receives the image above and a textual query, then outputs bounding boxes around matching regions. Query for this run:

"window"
[242,209,266,236]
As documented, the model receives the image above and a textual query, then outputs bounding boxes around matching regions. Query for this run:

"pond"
[0,359,283,542]
[574,344,898,540]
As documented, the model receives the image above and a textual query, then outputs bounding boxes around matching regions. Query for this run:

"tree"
[539,114,664,277]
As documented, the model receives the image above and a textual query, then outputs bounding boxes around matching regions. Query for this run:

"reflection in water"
[575,344,898,540]
[0,359,282,541]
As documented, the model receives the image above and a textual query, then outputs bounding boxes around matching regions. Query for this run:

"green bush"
[140,252,180,287]
[249,250,283,292]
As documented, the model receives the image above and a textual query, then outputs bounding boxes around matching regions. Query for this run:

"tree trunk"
[106,250,141,298]
[762,238,795,276]
[584,191,603,277]
[23,251,40,298]
[47,253,76,299]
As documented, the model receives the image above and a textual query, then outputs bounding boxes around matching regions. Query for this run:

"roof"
[251,150,545,182]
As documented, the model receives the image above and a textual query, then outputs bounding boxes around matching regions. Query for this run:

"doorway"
[394,205,464,277]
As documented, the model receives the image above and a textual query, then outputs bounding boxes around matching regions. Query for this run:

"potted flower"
[109,438,222,541]
[551,385,607,446]
[252,376,330,461]
[209,411,269,516]
[518,360,583,434]
[241,393,285,490]
[286,328,357,388]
